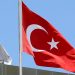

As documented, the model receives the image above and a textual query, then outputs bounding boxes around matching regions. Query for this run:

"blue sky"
[0,0,75,74]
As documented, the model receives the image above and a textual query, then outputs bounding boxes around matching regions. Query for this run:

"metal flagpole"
[18,0,22,75]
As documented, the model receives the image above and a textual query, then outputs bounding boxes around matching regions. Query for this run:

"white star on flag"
[48,38,59,50]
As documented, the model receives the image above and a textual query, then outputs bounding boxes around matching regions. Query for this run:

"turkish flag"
[22,2,75,72]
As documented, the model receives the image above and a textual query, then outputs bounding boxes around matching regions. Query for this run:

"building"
[0,64,74,75]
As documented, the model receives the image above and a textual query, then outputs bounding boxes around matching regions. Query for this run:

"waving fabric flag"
[22,2,75,72]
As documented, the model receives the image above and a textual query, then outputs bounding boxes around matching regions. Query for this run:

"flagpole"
[18,0,22,75]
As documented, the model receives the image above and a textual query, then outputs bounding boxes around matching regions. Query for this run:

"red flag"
[22,2,75,72]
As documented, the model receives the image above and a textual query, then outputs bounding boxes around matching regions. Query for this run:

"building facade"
[0,64,74,75]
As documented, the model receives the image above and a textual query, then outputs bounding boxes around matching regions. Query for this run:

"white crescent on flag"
[26,24,48,52]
